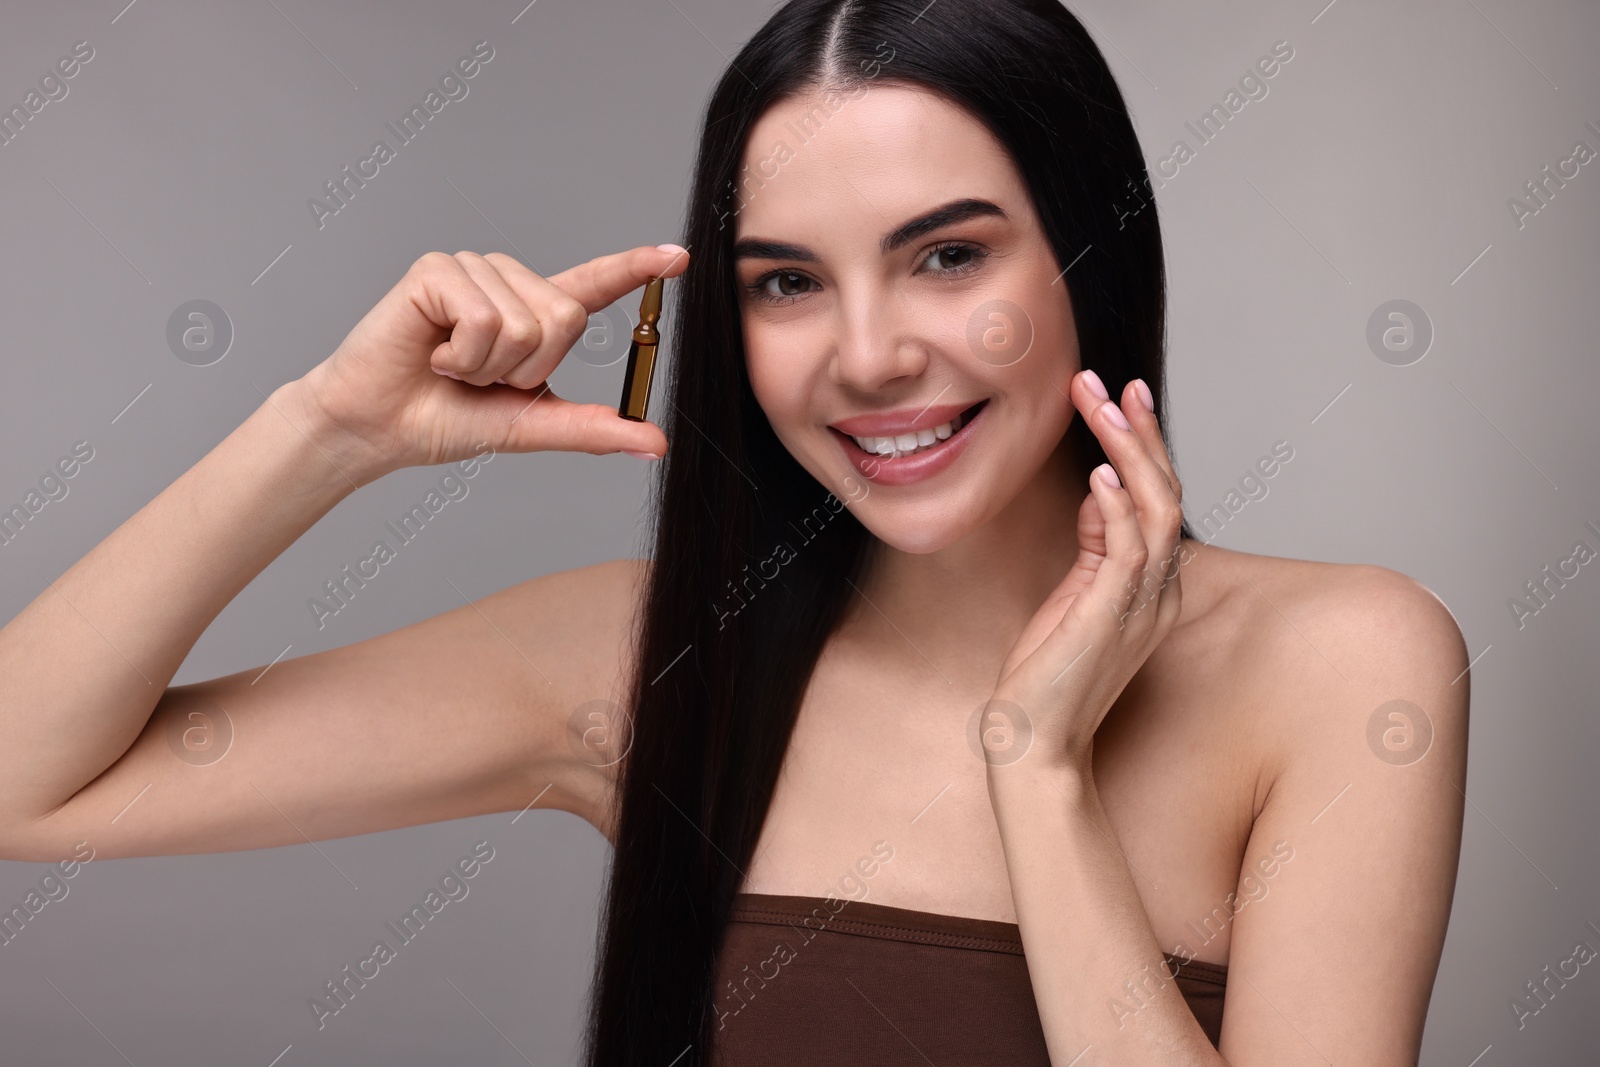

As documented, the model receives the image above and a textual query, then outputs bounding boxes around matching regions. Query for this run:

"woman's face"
[733,82,1081,555]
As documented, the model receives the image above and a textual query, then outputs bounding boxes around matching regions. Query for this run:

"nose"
[830,285,928,393]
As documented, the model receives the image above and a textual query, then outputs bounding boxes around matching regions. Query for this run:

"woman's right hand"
[296,245,689,479]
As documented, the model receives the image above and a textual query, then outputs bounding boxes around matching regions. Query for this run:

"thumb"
[508,389,669,457]
[1075,483,1109,560]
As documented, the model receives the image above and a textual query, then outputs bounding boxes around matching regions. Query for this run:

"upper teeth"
[851,410,965,458]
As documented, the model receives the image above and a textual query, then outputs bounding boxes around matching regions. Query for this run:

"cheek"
[1027,287,1077,366]
[1022,299,1078,396]
[744,355,782,424]
[954,273,1077,391]
[971,302,1076,406]
[745,338,817,429]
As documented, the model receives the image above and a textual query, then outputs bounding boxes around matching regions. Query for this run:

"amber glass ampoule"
[618,275,664,422]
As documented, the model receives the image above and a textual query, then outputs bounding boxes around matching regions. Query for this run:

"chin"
[865,522,965,556]
[845,494,991,556]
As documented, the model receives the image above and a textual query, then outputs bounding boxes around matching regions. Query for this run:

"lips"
[837,400,987,458]
[830,399,989,486]
[828,398,986,438]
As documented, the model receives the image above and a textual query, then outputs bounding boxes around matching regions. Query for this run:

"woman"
[0,0,1468,1063]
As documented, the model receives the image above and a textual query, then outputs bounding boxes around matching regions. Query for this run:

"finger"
[486,249,679,389]
[1005,463,1142,698]
[505,387,669,457]
[1104,459,1182,636]
[1121,378,1182,506]
[544,244,691,314]
[475,252,601,389]
[451,252,549,386]
[1078,462,1152,633]
[1116,378,1187,599]
[416,253,503,379]
[1074,473,1109,562]
[1073,371,1181,572]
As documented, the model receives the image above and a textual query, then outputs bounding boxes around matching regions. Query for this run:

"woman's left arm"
[987,373,1469,1065]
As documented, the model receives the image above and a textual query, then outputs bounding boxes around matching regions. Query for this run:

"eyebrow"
[732,197,1009,263]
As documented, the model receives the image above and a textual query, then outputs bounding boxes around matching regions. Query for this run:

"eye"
[745,269,818,305]
[921,241,987,275]
[741,241,990,307]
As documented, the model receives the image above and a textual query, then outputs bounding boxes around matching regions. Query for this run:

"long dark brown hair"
[584,1,1193,1062]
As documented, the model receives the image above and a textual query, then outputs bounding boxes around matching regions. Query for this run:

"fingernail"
[433,367,462,380]
[1096,463,1122,489]
[494,378,508,385]
[656,243,687,254]
[1082,369,1109,401]
[623,450,662,461]
[1101,401,1131,431]
[1134,378,1154,412]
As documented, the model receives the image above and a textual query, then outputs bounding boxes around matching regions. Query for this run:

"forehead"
[733,82,1025,243]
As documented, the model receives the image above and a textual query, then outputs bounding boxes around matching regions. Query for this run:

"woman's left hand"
[983,370,1187,778]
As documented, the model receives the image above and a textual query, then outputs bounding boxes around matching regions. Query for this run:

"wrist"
[268,375,400,489]
[985,747,1094,805]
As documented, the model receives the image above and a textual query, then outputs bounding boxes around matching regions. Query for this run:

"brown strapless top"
[710,892,1226,1064]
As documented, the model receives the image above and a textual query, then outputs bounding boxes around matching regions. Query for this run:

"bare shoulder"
[1180,549,1472,1059]
[1180,537,1470,783]
[1189,539,1468,681]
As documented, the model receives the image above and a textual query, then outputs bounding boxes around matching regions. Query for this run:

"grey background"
[0,0,1594,1063]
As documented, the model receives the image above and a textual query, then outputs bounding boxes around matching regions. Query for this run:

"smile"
[829,399,989,486]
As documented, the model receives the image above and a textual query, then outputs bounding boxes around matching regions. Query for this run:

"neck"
[846,439,1089,688]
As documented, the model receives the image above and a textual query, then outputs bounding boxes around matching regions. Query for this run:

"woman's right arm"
[0,246,685,862]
